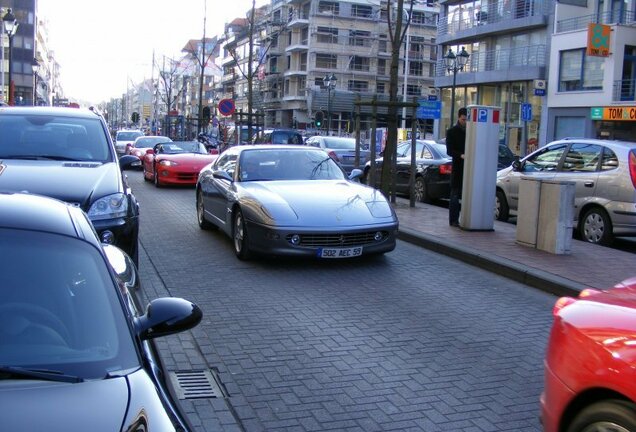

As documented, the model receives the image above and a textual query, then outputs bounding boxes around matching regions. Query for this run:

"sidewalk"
[392,198,635,297]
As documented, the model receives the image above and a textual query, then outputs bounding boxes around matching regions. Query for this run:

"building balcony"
[613,79,636,102]
[435,44,547,86]
[556,10,636,33]
[286,39,309,52]
[287,11,309,29]
[438,0,549,44]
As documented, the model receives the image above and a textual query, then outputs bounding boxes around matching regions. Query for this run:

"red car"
[143,140,218,187]
[541,276,636,432]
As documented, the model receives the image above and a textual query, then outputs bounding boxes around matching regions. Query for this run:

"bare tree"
[157,56,186,113]
[381,0,415,198]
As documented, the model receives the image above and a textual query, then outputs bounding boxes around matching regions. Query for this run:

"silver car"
[304,136,370,174]
[496,138,636,245]
[114,129,143,156]
[196,145,398,260]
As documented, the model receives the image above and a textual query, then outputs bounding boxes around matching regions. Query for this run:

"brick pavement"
[392,198,635,294]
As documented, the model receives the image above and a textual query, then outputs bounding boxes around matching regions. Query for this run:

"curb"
[397,227,587,298]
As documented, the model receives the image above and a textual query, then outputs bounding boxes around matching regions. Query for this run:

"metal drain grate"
[169,369,227,400]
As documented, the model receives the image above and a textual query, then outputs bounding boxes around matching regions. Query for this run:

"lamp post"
[3,8,18,106]
[31,59,39,106]
[443,46,470,127]
[323,73,337,135]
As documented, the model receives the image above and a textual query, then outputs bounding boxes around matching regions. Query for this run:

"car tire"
[233,208,251,260]
[580,207,613,246]
[414,177,432,203]
[153,167,162,188]
[196,189,215,230]
[495,189,509,222]
[566,400,636,432]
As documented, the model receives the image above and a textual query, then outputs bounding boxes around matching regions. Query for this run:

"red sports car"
[143,140,218,187]
[541,276,636,432]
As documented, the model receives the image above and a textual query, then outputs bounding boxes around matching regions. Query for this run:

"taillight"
[629,150,636,189]
[328,150,340,162]
[439,163,452,175]
[552,288,602,316]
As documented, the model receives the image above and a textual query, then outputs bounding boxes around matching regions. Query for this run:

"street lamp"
[443,46,469,127]
[323,73,337,135]
[31,59,40,106]
[3,8,19,106]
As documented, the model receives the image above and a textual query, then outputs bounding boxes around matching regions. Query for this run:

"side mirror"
[512,159,522,171]
[349,168,363,180]
[212,169,233,182]
[134,297,202,340]
[119,155,140,170]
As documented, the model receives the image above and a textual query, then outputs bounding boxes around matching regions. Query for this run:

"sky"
[38,0,268,105]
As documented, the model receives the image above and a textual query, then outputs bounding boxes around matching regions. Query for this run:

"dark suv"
[254,129,304,145]
[0,106,140,264]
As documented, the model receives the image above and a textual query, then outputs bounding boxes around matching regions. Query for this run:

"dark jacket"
[446,122,466,189]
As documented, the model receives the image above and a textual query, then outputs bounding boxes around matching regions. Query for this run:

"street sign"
[218,98,235,116]
[427,95,438,101]
[521,103,533,122]
[534,89,546,96]
[416,99,441,120]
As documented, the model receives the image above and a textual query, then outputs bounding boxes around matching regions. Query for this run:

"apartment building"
[547,0,636,141]
[435,0,551,155]
[218,0,439,134]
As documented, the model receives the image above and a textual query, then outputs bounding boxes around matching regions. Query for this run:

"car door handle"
[584,181,594,187]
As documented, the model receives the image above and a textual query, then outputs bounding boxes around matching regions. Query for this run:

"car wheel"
[566,400,636,432]
[414,177,432,203]
[196,189,215,230]
[153,167,162,188]
[580,207,613,246]
[495,189,509,222]
[233,208,251,260]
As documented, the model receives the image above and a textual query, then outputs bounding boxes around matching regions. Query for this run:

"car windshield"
[0,229,139,379]
[238,148,346,181]
[116,131,142,141]
[161,142,207,154]
[0,114,112,162]
[135,137,171,148]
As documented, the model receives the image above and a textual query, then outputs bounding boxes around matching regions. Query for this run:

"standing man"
[446,107,467,227]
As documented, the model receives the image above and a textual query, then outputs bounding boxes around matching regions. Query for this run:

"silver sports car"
[195,145,399,260]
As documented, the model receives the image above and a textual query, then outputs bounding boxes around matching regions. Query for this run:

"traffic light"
[314,110,324,128]
[202,106,211,124]
[131,111,139,124]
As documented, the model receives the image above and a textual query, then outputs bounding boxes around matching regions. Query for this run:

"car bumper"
[156,168,200,185]
[244,220,399,258]
[540,361,574,432]
[608,201,636,236]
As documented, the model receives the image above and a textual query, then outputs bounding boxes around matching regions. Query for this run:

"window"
[562,143,602,172]
[351,4,373,18]
[350,56,370,72]
[318,1,339,15]
[409,61,424,76]
[376,82,386,94]
[349,30,371,47]
[317,27,338,44]
[407,84,421,96]
[600,147,619,170]
[378,35,388,52]
[411,11,437,25]
[377,59,387,75]
[559,49,604,91]
[348,80,369,92]
[524,144,568,172]
[316,53,337,69]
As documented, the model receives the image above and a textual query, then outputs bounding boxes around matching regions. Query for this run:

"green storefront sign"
[590,107,603,120]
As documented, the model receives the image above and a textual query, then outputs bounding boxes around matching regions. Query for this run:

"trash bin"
[516,177,575,254]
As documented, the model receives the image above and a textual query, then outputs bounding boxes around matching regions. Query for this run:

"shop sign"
[587,23,611,57]
[590,106,636,121]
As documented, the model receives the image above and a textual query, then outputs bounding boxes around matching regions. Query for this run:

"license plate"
[318,247,363,258]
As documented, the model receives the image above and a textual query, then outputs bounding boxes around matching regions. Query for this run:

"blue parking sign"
[521,103,532,122]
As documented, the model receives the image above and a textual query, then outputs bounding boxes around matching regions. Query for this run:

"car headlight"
[88,193,128,220]
[159,160,178,166]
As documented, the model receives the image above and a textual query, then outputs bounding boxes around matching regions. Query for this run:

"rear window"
[272,131,303,145]
[116,131,142,141]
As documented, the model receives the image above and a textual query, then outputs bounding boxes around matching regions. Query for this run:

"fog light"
[101,230,115,244]
[374,231,383,241]
[265,232,280,240]
[290,234,301,245]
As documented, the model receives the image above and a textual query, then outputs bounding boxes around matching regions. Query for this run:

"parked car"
[114,129,143,156]
[126,135,172,161]
[364,140,452,203]
[437,138,517,170]
[541,275,636,432]
[254,129,304,145]
[304,135,370,174]
[196,145,399,260]
[496,138,636,245]
[0,106,140,264]
[0,191,202,432]
[142,140,218,187]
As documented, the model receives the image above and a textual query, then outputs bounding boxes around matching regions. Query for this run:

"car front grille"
[287,231,388,247]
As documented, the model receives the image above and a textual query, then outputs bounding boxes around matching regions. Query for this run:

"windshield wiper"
[1,155,77,161]
[0,365,84,383]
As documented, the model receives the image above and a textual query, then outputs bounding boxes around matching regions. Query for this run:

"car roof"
[231,144,325,152]
[0,192,87,238]
[0,106,103,120]
[553,138,636,149]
